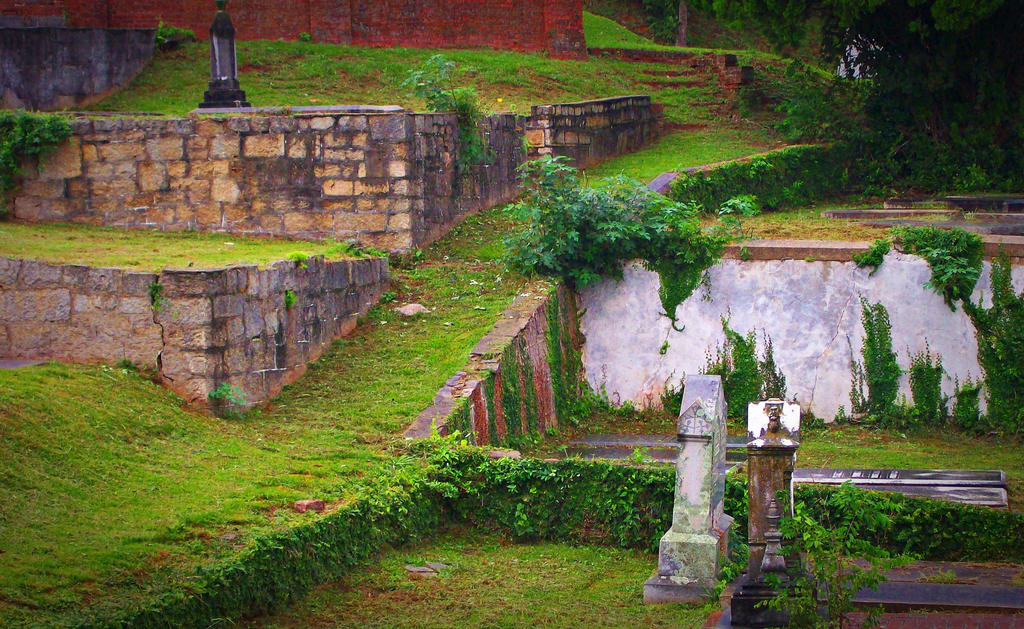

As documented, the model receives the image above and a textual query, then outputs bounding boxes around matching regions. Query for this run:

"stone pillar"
[644,375,733,603]
[199,0,251,109]
[730,399,801,627]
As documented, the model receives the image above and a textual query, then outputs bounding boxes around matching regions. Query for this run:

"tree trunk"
[676,1,688,47]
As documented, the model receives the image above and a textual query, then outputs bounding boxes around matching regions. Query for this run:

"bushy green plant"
[768,483,891,629]
[852,238,890,276]
[964,255,1024,434]
[0,110,71,215]
[892,226,983,310]
[154,21,197,50]
[503,156,730,330]
[702,320,787,419]
[908,345,947,427]
[284,289,297,309]
[208,382,247,407]
[950,376,984,434]
[774,61,871,145]
[403,55,489,169]
[669,144,853,213]
[850,299,901,422]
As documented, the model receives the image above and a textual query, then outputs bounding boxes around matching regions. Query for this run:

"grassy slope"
[0,207,537,627]
[246,528,711,629]
[0,222,361,270]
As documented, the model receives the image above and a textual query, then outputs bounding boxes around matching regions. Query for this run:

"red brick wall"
[0,0,585,58]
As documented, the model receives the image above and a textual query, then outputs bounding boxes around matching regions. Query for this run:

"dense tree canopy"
[715,0,1024,188]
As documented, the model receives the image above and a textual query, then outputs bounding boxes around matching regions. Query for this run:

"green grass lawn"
[0,206,536,627]
[86,32,781,135]
[245,527,712,629]
[583,11,660,48]
[586,126,785,182]
[0,222,360,270]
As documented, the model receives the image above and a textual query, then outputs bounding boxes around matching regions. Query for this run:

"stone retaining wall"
[526,95,660,168]
[0,27,154,110]
[405,284,583,446]
[12,109,523,252]
[579,251,1024,421]
[12,96,659,251]
[0,255,388,411]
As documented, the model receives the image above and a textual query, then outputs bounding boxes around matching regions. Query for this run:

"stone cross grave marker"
[644,374,733,603]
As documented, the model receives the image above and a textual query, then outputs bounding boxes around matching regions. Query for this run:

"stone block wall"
[12,109,524,252]
[12,97,659,251]
[0,27,154,110]
[405,284,584,447]
[0,255,388,411]
[0,0,586,58]
[526,95,660,169]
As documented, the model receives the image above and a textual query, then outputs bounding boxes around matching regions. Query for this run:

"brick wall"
[405,284,583,446]
[0,255,388,412]
[526,95,660,169]
[0,0,585,58]
[12,96,659,252]
[12,109,524,252]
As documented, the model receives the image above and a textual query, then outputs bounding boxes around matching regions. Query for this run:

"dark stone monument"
[199,0,250,109]
[730,399,801,627]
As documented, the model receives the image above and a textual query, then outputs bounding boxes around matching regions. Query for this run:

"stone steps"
[885,195,1024,213]
[858,219,1024,236]
[822,208,959,220]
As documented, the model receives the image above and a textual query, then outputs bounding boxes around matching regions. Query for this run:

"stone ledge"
[724,237,1024,262]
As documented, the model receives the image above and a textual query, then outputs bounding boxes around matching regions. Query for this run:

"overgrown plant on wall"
[504,156,735,331]
[702,318,787,419]
[849,299,901,424]
[908,346,947,427]
[404,55,489,169]
[892,226,983,310]
[964,255,1024,434]
[0,110,71,215]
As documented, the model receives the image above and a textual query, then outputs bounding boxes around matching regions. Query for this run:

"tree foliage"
[719,0,1024,189]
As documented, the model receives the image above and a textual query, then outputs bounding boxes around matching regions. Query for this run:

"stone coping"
[187,105,406,116]
[722,237,1024,261]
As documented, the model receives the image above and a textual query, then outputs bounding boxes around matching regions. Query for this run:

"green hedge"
[85,445,1024,627]
[669,144,854,212]
[80,479,445,629]
[427,446,1024,563]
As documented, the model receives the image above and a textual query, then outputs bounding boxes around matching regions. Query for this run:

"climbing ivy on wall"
[892,226,984,310]
[849,299,901,422]
[0,110,71,214]
[702,319,788,419]
[504,156,733,330]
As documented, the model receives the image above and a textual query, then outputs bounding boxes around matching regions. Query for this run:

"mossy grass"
[244,526,712,629]
[0,221,361,271]
[0,205,534,627]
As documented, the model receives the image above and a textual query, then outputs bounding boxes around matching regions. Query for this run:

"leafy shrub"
[850,299,901,423]
[951,376,984,434]
[404,55,489,169]
[703,319,787,419]
[669,144,853,213]
[503,156,731,330]
[283,289,297,309]
[892,226,983,310]
[964,255,1024,434]
[908,346,947,427]
[154,21,197,50]
[208,382,247,406]
[769,483,891,629]
[0,110,71,215]
[852,238,890,276]
[774,61,872,145]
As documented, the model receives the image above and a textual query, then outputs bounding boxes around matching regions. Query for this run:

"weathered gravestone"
[199,0,251,109]
[644,375,733,603]
[730,399,801,627]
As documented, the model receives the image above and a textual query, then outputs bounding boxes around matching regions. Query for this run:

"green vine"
[505,157,735,330]
[892,226,983,310]
[964,254,1024,434]
[849,299,901,422]
[0,110,71,215]
[702,319,787,420]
